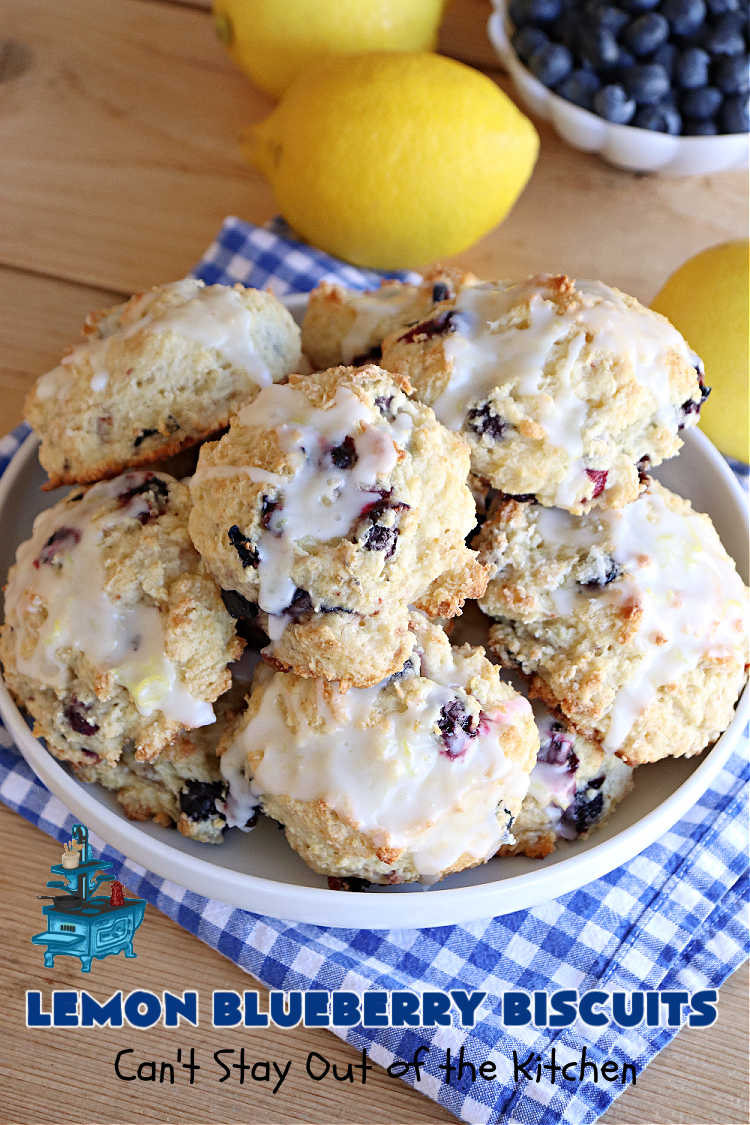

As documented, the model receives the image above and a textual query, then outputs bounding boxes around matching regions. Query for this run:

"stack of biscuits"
[1,267,746,888]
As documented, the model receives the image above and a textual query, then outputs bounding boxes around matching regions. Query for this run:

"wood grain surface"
[0,1,747,1123]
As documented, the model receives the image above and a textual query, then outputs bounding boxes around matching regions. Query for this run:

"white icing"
[533,487,748,751]
[195,383,413,617]
[4,476,214,728]
[431,278,700,507]
[222,664,533,878]
[33,279,271,405]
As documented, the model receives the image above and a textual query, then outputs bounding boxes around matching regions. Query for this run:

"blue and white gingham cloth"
[1,217,748,1125]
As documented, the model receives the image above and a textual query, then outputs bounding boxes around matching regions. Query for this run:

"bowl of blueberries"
[488,0,749,173]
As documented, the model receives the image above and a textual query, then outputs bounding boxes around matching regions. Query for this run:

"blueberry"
[683,116,720,130]
[661,0,708,37]
[538,722,578,768]
[676,45,711,86]
[681,84,723,115]
[594,83,637,121]
[34,526,81,567]
[580,554,623,587]
[704,20,746,56]
[466,402,507,440]
[397,309,464,345]
[707,0,741,11]
[509,0,562,25]
[227,525,259,568]
[579,25,621,67]
[585,468,609,497]
[622,0,660,10]
[133,427,158,448]
[721,92,750,129]
[715,54,750,93]
[374,394,395,420]
[329,435,357,470]
[363,523,399,557]
[553,10,581,49]
[431,281,452,303]
[220,588,258,620]
[589,3,630,34]
[116,473,169,524]
[64,699,100,737]
[634,102,684,129]
[614,47,637,76]
[529,42,574,85]
[556,67,602,107]
[622,62,671,103]
[512,26,549,63]
[437,699,482,760]
[651,41,679,76]
[623,12,670,55]
[260,494,280,531]
[562,789,605,835]
[179,780,227,823]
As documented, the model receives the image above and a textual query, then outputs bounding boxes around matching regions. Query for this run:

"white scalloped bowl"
[488,4,749,175]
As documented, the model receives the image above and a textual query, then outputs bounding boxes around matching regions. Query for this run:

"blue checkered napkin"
[2,219,749,1125]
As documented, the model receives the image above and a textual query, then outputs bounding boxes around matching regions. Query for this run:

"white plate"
[488,4,750,175]
[1,294,748,928]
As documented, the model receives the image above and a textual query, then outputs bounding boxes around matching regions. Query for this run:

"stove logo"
[31,823,146,974]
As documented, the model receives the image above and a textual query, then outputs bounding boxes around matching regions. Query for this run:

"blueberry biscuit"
[0,471,242,764]
[301,267,475,370]
[381,273,707,514]
[476,481,749,765]
[70,686,248,844]
[499,703,633,859]
[188,364,488,687]
[218,615,539,885]
[25,279,301,489]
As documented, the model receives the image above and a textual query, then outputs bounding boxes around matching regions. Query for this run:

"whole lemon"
[247,52,539,270]
[651,241,749,463]
[213,0,446,98]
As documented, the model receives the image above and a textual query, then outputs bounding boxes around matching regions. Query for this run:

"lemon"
[247,52,539,270]
[652,241,749,463]
[213,0,446,98]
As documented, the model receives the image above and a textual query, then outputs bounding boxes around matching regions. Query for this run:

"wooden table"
[0,1,747,1122]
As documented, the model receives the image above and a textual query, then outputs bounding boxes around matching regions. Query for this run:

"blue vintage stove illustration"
[31,824,145,973]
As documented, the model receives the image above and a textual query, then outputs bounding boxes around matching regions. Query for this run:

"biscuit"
[0,471,242,764]
[218,615,539,884]
[476,481,748,765]
[188,364,488,686]
[381,274,707,514]
[25,279,301,488]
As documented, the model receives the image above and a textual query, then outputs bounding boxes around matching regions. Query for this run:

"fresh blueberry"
[721,93,750,130]
[593,83,637,121]
[675,45,711,86]
[579,26,621,68]
[704,19,746,56]
[706,0,740,11]
[556,68,602,107]
[634,102,683,129]
[529,42,574,85]
[589,3,631,34]
[553,9,581,49]
[683,115,720,130]
[622,63,671,103]
[715,54,750,94]
[512,25,549,63]
[680,84,723,116]
[179,780,227,823]
[509,0,562,25]
[623,12,670,55]
[651,41,679,76]
[622,0,660,10]
[614,47,637,76]
[661,0,708,37]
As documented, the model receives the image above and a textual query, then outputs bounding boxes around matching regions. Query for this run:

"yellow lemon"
[246,52,539,270]
[652,241,749,463]
[213,0,446,98]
